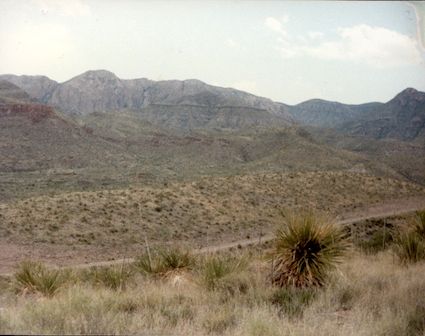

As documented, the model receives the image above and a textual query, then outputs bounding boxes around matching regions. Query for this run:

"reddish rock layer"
[0,103,55,123]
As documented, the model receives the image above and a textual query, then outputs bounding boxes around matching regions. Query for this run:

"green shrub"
[14,261,67,297]
[269,210,349,287]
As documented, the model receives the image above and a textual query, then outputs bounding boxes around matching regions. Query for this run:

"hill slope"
[0,80,135,173]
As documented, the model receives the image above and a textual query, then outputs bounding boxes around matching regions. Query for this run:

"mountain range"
[0,69,424,200]
[2,70,424,142]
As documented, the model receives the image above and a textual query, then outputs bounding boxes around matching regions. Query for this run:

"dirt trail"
[1,196,425,276]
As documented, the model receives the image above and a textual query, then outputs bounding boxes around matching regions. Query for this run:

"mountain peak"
[66,69,120,84]
[391,87,425,105]
[82,69,118,78]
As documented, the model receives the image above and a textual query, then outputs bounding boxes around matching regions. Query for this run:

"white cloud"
[271,23,422,68]
[265,17,287,37]
[32,0,91,17]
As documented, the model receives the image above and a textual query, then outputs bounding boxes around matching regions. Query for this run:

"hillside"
[1,171,424,267]
[0,80,135,175]
[307,126,425,185]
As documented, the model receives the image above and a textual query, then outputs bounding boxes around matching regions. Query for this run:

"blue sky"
[0,0,424,104]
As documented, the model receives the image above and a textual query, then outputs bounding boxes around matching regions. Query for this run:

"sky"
[0,0,425,105]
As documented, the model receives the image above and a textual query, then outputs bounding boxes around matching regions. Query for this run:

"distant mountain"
[0,70,293,130]
[289,99,383,128]
[0,80,36,104]
[341,88,425,141]
[0,74,58,103]
[290,88,425,141]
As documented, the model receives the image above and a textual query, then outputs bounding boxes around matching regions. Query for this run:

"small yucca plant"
[394,211,425,264]
[269,210,349,288]
[136,247,194,276]
[159,247,195,271]
[394,231,425,264]
[412,210,425,239]
[14,261,65,297]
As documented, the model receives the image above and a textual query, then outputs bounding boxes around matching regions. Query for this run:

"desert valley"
[1,1,425,334]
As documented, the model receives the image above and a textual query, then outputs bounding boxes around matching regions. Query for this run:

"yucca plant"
[412,210,425,239]
[394,211,425,264]
[394,230,425,264]
[135,252,165,276]
[159,247,195,271]
[269,210,349,287]
[136,246,195,276]
[14,261,66,297]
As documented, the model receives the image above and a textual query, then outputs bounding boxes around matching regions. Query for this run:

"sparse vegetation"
[269,211,349,287]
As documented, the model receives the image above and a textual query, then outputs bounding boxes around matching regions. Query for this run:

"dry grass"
[0,249,424,335]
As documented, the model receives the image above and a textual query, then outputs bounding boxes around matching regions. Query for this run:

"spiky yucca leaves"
[270,211,349,288]
[394,231,425,264]
[412,210,425,238]
[136,247,195,276]
[14,261,66,297]
[394,210,425,264]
